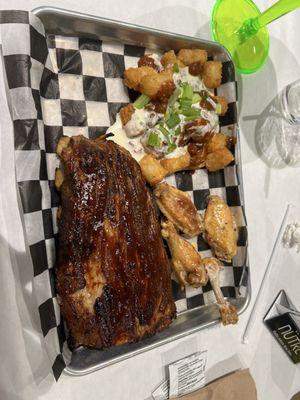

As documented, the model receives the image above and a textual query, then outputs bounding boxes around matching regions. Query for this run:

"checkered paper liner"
[1,11,248,380]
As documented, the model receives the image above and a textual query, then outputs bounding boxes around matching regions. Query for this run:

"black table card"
[264,290,300,364]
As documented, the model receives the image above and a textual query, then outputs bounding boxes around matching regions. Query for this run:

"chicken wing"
[203,257,238,325]
[154,182,202,237]
[161,221,208,288]
[203,195,238,262]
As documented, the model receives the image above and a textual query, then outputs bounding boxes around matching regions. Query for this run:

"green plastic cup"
[211,0,269,74]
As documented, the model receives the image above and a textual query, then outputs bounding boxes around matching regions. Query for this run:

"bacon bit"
[146,101,168,114]
[184,118,207,135]
[191,131,214,144]
[200,98,214,111]
[188,61,203,76]
[179,119,208,146]
[146,81,176,114]
[138,55,160,71]
[187,142,207,169]
[155,80,176,101]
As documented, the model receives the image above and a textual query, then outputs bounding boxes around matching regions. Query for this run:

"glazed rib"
[55,135,175,349]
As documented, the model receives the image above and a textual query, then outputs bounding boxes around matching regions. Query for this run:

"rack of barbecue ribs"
[55,135,176,349]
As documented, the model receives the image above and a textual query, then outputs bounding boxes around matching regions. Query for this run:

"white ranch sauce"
[149,53,163,71]
[173,67,206,92]
[124,108,160,138]
[107,114,146,162]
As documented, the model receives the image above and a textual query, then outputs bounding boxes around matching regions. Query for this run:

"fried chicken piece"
[160,151,191,174]
[177,49,208,66]
[119,104,135,125]
[203,196,238,262]
[123,66,156,91]
[154,182,202,237]
[203,257,238,325]
[139,68,174,99]
[161,221,208,288]
[205,147,234,172]
[202,61,222,89]
[139,154,168,186]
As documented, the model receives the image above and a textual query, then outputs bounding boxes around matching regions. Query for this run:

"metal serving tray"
[32,6,251,376]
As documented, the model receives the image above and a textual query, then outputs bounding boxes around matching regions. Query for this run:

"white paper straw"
[242,204,292,344]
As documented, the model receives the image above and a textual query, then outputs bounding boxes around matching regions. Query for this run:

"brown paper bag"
[172,369,257,400]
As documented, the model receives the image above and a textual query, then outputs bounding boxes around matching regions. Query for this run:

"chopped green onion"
[168,143,177,153]
[215,103,222,115]
[180,107,201,117]
[185,115,201,121]
[147,132,161,147]
[159,125,170,138]
[133,94,150,109]
[168,88,181,107]
[166,113,180,129]
[175,126,181,136]
[181,83,193,100]
[179,98,193,108]
[192,93,201,103]
[173,63,179,73]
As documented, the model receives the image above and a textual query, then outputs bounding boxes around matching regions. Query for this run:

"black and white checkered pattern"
[1,11,248,380]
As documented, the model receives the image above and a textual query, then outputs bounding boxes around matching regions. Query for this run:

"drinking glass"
[281,79,300,124]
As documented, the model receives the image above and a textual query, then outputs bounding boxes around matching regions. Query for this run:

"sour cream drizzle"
[108,54,220,160]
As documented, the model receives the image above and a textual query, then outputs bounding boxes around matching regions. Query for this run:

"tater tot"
[205,147,234,172]
[139,69,174,99]
[160,152,191,174]
[123,66,156,91]
[202,61,222,89]
[214,95,228,116]
[119,104,135,125]
[139,154,168,186]
[160,50,185,69]
[177,49,208,66]
[161,50,177,68]
[205,133,228,154]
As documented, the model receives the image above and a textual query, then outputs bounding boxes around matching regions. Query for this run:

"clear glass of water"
[281,79,300,125]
